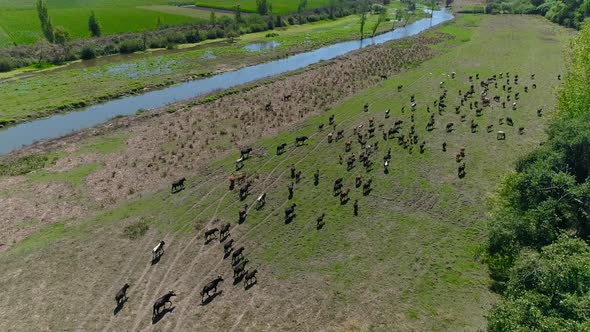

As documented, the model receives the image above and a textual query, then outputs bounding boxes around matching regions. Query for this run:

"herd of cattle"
[113,70,550,323]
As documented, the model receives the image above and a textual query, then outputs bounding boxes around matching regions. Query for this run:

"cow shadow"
[151,255,162,265]
[201,291,222,306]
[171,187,184,194]
[223,250,233,260]
[220,233,230,242]
[244,280,257,291]
[204,237,217,245]
[233,274,245,285]
[113,298,128,316]
[152,306,175,325]
[284,214,296,224]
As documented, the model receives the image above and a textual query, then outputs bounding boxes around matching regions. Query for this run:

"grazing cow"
[364,103,369,112]
[314,169,320,186]
[336,130,344,140]
[355,175,363,188]
[340,188,350,203]
[442,142,447,152]
[353,200,359,216]
[558,74,561,80]
[419,141,426,154]
[244,269,258,287]
[397,85,403,92]
[363,179,372,195]
[290,164,296,179]
[295,136,308,146]
[347,156,356,171]
[506,117,514,126]
[316,213,326,229]
[201,276,223,303]
[380,74,387,80]
[220,223,231,239]
[232,246,245,264]
[256,193,266,210]
[487,124,494,133]
[240,147,252,159]
[238,204,248,224]
[115,284,130,306]
[470,121,478,133]
[152,241,165,262]
[458,163,466,178]
[333,178,343,194]
[318,124,324,131]
[285,204,297,220]
[295,171,302,183]
[236,157,244,170]
[497,131,506,140]
[283,94,292,101]
[329,114,335,125]
[224,239,234,255]
[153,291,176,317]
[233,259,249,278]
[204,228,219,242]
[519,127,525,135]
[276,143,287,155]
[532,83,536,89]
[385,109,390,118]
[265,102,272,111]
[171,178,186,193]
[288,182,294,199]
[537,108,543,117]
[345,140,352,152]
[239,183,251,201]
[328,132,333,143]
[446,123,454,132]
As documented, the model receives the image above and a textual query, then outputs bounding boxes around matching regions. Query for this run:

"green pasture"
[0,14,573,331]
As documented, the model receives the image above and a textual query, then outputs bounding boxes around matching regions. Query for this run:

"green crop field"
[0,14,573,331]
[0,7,204,45]
[194,0,331,13]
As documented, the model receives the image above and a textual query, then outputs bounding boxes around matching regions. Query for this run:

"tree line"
[482,0,590,29]
[486,21,590,330]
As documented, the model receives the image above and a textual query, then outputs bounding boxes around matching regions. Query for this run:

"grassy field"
[0,14,572,331]
[140,5,232,19]
[0,7,204,45]
[195,0,330,13]
[0,3,418,124]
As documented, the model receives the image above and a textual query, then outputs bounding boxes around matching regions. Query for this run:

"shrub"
[80,46,96,60]
[0,57,15,72]
[123,221,149,239]
[118,39,145,54]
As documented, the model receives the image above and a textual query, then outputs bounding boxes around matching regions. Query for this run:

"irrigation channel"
[0,9,453,155]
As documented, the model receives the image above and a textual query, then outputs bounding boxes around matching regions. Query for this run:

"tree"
[371,8,387,37]
[297,0,308,24]
[256,0,272,15]
[234,4,243,23]
[88,11,101,37]
[359,0,369,38]
[53,26,70,58]
[209,11,216,25]
[225,25,239,43]
[36,0,54,43]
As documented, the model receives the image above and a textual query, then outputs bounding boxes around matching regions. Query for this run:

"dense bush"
[118,39,145,54]
[486,21,590,330]
[80,45,96,60]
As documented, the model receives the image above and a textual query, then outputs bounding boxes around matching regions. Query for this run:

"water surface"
[0,9,453,155]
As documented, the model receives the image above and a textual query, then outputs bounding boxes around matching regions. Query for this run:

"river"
[0,9,453,155]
